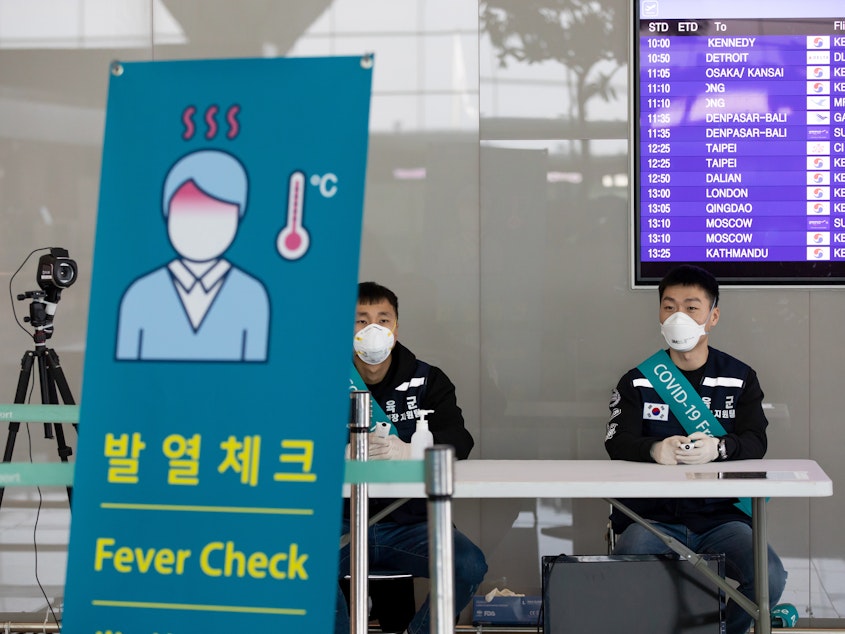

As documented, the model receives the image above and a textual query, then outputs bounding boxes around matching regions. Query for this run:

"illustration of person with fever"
[115,149,270,362]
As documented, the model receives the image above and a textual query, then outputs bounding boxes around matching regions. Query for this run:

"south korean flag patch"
[643,402,669,421]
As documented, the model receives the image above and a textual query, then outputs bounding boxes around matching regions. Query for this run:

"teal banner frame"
[61,55,373,634]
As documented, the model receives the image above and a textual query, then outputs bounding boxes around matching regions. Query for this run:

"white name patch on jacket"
[643,402,669,421]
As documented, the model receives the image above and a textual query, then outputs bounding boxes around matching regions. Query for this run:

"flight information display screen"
[632,0,845,286]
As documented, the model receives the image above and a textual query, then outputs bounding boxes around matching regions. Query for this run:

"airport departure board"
[632,0,845,285]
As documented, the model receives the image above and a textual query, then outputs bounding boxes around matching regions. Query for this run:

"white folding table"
[348,459,833,634]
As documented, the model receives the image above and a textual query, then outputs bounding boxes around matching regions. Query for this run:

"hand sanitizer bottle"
[410,409,434,459]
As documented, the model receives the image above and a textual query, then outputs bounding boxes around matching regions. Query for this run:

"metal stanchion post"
[425,445,455,634]
[349,391,371,634]
[753,496,771,634]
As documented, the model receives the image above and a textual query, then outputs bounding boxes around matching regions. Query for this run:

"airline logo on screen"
[808,95,830,109]
[807,111,830,125]
[641,1,659,18]
[804,31,833,265]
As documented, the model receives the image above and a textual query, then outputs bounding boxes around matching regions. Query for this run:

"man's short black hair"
[358,281,399,317]
[658,265,719,308]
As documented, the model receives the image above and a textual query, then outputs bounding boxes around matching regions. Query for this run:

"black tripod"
[0,291,77,509]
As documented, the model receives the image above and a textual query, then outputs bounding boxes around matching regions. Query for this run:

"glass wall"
[0,0,841,624]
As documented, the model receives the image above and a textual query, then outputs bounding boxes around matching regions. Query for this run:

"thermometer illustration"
[277,170,310,260]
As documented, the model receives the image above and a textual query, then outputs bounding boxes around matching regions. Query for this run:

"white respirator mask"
[660,308,713,352]
[353,324,396,365]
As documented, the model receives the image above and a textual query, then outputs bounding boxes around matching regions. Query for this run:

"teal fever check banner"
[63,55,373,634]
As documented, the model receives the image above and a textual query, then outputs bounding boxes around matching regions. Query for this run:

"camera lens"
[55,262,76,286]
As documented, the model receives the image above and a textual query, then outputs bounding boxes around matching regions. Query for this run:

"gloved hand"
[650,435,687,465]
[368,433,412,461]
[676,432,719,464]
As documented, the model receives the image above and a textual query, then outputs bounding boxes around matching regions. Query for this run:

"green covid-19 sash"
[637,349,752,516]
[349,363,398,436]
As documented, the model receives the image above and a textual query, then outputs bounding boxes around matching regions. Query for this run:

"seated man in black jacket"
[605,264,786,634]
[335,281,487,634]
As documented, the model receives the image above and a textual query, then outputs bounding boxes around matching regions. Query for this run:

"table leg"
[605,498,759,621]
[753,496,771,634]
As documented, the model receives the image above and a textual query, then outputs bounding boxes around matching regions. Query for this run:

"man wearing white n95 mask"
[605,264,786,634]
[336,281,487,634]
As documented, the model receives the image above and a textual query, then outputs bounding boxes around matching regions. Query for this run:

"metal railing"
[347,390,455,634]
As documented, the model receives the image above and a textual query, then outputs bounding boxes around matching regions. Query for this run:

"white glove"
[367,433,412,461]
[676,432,719,465]
[650,435,687,465]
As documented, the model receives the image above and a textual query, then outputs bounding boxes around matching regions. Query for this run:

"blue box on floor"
[472,595,542,626]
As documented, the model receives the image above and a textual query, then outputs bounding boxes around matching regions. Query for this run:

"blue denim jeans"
[335,519,487,634]
[613,520,787,634]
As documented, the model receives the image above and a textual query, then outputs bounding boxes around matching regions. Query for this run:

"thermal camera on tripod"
[1,247,79,508]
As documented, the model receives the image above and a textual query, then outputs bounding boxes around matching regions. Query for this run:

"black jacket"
[353,341,473,524]
[605,347,768,533]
